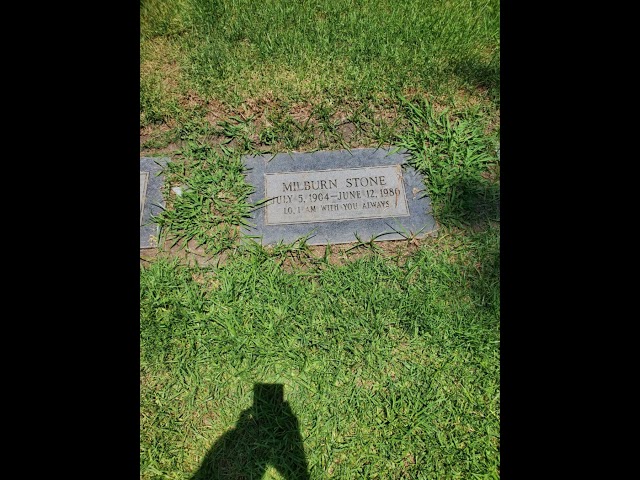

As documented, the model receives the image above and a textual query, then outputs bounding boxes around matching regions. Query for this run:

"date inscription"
[264,165,409,225]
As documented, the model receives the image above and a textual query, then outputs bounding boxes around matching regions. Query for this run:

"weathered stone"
[140,157,168,248]
[242,148,436,245]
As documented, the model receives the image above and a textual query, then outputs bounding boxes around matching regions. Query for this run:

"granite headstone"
[140,157,168,248]
[242,147,437,245]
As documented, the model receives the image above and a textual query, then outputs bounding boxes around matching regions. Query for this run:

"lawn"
[140,1,500,478]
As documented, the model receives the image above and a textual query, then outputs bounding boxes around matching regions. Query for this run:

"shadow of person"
[190,383,310,480]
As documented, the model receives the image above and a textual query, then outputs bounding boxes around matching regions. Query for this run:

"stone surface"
[264,164,409,225]
[242,147,437,245]
[140,172,149,227]
[140,157,168,248]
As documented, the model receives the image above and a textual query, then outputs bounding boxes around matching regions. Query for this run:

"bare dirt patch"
[141,234,438,271]
[141,237,231,268]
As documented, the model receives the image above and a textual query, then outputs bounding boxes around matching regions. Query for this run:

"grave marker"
[140,157,168,248]
[242,148,436,245]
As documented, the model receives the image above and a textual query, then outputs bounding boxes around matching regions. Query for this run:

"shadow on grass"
[403,176,500,336]
[437,177,500,229]
[452,56,500,101]
[190,383,310,480]
[445,176,499,309]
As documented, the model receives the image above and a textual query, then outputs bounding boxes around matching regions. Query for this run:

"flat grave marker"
[140,157,168,249]
[242,147,437,245]
[140,171,149,227]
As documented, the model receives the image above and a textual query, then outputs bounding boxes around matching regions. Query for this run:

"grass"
[141,230,499,479]
[154,140,254,255]
[141,0,499,108]
[397,97,500,228]
[153,98,499,254]
[141,0,499,131]
[141,0,499,478]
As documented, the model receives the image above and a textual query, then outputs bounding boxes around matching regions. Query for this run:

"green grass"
[141,229,499,479]
[141,0,499,128]
[141,0,499,478]
[154,139,255,255]
[397,97,500,228]
[153,97,499,253]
